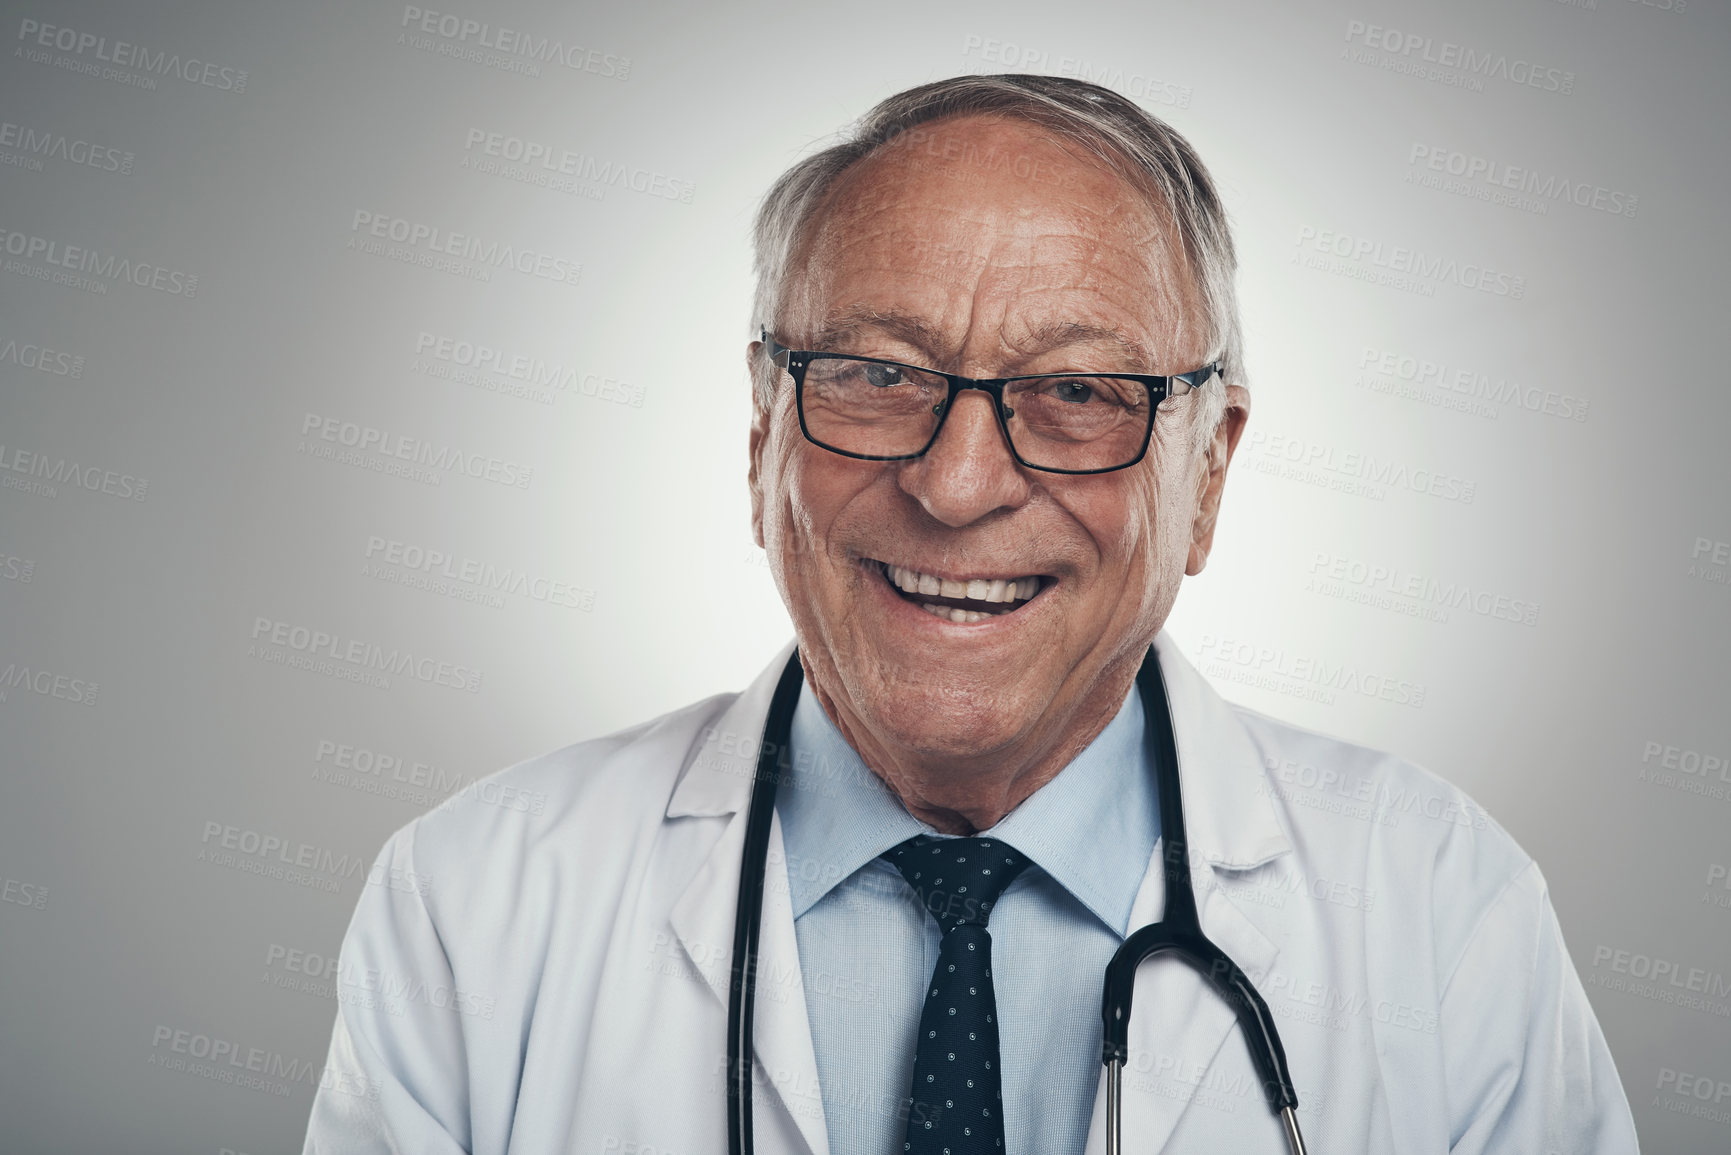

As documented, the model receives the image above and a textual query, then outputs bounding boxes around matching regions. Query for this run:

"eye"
[1050,379,1095,404]
[863,363,910,388]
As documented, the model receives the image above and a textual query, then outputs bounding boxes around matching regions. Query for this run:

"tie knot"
[881,835,1030,933]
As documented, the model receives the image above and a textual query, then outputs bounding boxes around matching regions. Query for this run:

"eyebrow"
[810,310,1157,372]
[1019,320,1156,373]
[811,310,950,361]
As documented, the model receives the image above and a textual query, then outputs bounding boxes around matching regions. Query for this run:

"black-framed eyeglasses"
[762,331,1218,475]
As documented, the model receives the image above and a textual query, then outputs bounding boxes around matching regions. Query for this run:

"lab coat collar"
[667,639,799,821]
[1149,631,1291,872]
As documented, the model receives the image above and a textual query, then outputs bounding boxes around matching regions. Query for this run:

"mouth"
[865,558,1050,624]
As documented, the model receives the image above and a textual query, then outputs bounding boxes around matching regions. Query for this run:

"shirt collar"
[777,678,1159,937]
[777,685,926,920]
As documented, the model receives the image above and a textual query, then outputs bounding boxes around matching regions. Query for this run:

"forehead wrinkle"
[988,246,1181,372]
[808,223,1183,374]
[797,201,997,360]
[1012,237,1170,318]
[1058,179,1199,359]
[1010,202,1182,322]
[790,116,1201,375]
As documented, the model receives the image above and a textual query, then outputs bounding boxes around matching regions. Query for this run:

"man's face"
[749,115,1247,766]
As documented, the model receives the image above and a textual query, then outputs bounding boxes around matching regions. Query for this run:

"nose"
[897,387,1032,526]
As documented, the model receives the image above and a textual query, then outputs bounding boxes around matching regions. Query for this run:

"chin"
[847,661,1040,760]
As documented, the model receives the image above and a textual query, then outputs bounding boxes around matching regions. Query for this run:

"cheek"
[761,411,810,537]
[762,414,856,571]
[1101,469,1164,560]
[1085,460,1192,592]
[758,422,823,604]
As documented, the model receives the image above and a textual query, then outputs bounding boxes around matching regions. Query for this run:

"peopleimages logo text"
[349,210,580,286]
[0,443,148,500]
[0,337,84,377]
[0,226,198,296]
[1408,145,1637,219]
[1295,227,1525,299]
[1342,20,1574,94]
[463,130,693,202]
[249,617,484,693]
[1356,347,1589,422]
[0,120,133,174]
[300,413,533,489]
[399,6,629,79]
[365,535,595,611]
[0,660,99,706]
[16,18,247,91]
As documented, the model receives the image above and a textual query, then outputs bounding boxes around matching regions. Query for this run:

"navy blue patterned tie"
[883,835,1031,1153]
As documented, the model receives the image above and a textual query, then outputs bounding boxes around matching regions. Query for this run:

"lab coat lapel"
[667,643,831,1155]
[1083,634,1290,1153]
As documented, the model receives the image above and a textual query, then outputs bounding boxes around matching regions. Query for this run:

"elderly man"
[304,76,1637,1154]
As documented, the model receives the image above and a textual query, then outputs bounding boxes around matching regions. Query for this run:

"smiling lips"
[874,560,1046,624]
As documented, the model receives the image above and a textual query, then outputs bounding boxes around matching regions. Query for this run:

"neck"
[806,660,1139,835]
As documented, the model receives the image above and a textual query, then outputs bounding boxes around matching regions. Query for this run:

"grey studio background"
[0,0,1726,1151]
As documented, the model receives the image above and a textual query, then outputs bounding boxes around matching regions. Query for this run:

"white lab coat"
[303,634,1638,1154]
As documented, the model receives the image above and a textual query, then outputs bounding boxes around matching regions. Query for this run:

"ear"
[1186,383,1250,576]
[747,340,769,550]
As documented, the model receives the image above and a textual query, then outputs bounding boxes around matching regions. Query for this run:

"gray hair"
[749,73,1243,454]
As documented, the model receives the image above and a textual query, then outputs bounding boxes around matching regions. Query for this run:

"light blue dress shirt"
[777,680,1160,1155]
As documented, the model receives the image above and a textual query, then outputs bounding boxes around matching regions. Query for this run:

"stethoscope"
[726,646,1308,1154]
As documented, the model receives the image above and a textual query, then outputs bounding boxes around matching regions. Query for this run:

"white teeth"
[915,600,995,624]
[881,561,1043,611]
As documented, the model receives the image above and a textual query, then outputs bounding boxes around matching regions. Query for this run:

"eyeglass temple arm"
[759,329,789,363]
[1174,363,1219,389]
